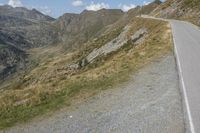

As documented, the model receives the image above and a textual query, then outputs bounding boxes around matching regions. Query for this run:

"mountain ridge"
[0,5,55,21]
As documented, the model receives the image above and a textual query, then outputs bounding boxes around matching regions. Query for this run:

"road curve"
[171,20,200,133]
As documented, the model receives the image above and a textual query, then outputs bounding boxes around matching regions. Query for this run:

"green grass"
[0,96,66,128]
[0,71,129,129]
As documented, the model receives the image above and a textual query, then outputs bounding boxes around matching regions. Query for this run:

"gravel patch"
[3,54,185,133]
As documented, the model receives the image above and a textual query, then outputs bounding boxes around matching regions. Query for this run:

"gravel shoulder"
[4,54,185,133]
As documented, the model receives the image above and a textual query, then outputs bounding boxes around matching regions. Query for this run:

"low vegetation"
[151,0,200,27]
[183,0,200,8]
[0,18,172,129]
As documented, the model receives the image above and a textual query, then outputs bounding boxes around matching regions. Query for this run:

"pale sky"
[0,0,165,18]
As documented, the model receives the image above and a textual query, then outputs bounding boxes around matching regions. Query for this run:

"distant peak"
[153,0,162,4]
[81,8,124,15]
[32,8,38,12]
[99,8,106,11]
[81,9,95,14]
[99,8,124,12]
[31,8,41,14]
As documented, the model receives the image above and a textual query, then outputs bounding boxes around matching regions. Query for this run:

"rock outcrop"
[85,26,130,63]
[131,28,148,44]
[75,27,148,67]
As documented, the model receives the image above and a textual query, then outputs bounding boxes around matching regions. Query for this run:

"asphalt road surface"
[171,20,200,133]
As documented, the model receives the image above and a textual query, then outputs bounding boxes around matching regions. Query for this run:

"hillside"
[0,5,171,128]
[55,9,124,50]
[151,0,200,26]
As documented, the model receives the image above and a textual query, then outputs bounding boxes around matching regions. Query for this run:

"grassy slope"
[0,18,172,129]
[181,0,200,27]
[151,0,200,26]
[183,0,200,8]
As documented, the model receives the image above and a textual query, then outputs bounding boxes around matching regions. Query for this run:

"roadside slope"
[151,0,200,26]
[5,54,185,133]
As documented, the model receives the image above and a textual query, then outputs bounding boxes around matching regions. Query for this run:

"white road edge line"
[138,16,195,133]
[170,22,195,133]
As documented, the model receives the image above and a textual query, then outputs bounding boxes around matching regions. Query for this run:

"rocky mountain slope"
[0,5,57,80]
[55,9,124,50]
[151,0,200,26]
[0,44,27,79]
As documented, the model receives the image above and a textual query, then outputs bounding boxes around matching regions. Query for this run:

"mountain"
[0,5,57,80]
[0,5,55,22]
[55,9,124,50]
[0,5,57,48]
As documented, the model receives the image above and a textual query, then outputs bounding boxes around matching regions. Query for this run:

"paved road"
[141,15,200,133]
[4,55,185,133]
[170,20,200,133]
